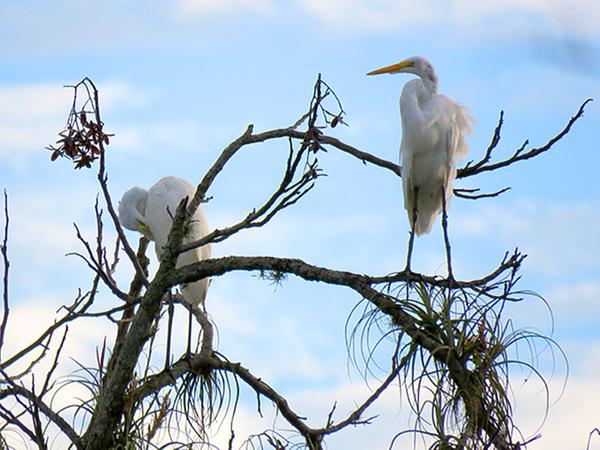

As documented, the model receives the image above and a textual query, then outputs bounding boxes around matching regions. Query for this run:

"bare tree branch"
[0,406,38,444]
[180,132,322,253]
[0,383,81,448]
[83,198,190,449]
[249,128,401,176]
[454,186,512,200]
[188,124,255,216]
[106,237,150,378]
[0,191,9,358]
[134,353,323,449]
[168,252,525,448]
[49,78,150,288]
[457,98,593,179]
[318,364,401,436]
[0,274,99,373]
[171,252,524,294]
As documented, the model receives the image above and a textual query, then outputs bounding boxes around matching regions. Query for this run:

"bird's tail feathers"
[413,209,436,236]
[181,278,210,307]
[406,188,448,236]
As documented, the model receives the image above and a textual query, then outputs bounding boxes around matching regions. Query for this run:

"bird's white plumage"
[118,187,149,236]
[368,56,473,235]
[118,176,211,306]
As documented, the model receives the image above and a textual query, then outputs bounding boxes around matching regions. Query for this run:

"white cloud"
[9,189,98,263]
[0,85,71,121]
[298,0,600,37]
[0,82,142,166]
[271,373,600,450]
[2,296,113,381]
[454,200,600,276]
[301,0,438,31]
[0,84,72,166]
[177,0,275,18]
[515,375,600,450]
[198,377,412,449]
[1,181,116,303]
[550,281,600,319]
[207,371,600,450]
[1,295,116,448]
[120,119,237,156]
[212,207,397,273]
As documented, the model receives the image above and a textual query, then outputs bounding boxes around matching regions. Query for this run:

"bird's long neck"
[421,71,438,95]
[400,80,432,128]
[399,68,439,127]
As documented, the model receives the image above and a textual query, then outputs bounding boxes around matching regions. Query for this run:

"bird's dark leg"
[164,292,174,370]
[186,305,193,362]
[405,186,419,274]
[441,190,454,282]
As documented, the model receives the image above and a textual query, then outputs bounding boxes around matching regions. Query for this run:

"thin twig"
[0,277,99,371]
[188,125,254,216]
[317,365,401,436]
[0,385,81,447]
[180,130,321,253]
[454,186,511,200]
[135,353,322,449]
[69,223,130,302]
[0,191,10,357]
[457,99,593,179]
[462,110,504,172]
[40,326,69,395]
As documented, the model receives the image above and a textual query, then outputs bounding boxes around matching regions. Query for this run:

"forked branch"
[457,98,593,179]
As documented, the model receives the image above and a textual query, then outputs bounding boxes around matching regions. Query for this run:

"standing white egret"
[118,176,211,305]
[368,56,473,274]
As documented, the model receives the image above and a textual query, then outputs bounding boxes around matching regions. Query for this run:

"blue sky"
[1,0,599,448]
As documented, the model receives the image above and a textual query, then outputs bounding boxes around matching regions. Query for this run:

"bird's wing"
[400,147,414,214]
[442,96,474,160]
[440,96,474,198]
[179,203,211,306]
[145,176,196,256]
[143,176,212,306]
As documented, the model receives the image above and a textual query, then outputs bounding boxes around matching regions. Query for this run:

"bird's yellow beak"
[367,59,414,76]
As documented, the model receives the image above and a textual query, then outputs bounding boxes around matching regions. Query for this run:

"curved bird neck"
[399,79,437,127]
[422,70,438,95]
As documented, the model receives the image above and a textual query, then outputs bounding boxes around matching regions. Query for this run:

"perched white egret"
[118,176,211,306]
[368,56,473,237]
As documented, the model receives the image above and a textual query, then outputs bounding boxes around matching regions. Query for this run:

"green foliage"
[347,277,564,450]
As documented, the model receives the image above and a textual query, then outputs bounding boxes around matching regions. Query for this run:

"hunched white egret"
[368,56,473,274]
[118,176,211,306]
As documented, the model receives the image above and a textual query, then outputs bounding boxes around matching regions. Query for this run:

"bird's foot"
[185,344,194,367]
[445,270,456,289]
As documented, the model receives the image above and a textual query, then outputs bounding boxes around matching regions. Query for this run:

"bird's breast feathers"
[402,94,472,156]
